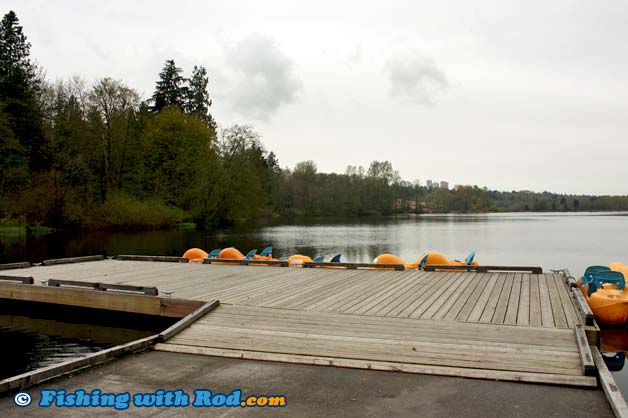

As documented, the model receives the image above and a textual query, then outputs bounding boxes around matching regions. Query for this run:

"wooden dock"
[0,259,599,387]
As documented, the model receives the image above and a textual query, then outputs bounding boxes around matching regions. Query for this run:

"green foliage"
[0,10,46,173]
[150,59,186,112]
[88,192,186,230]
[141,107,214,208]
[0,106,28,212]
[185,65,215,128]
[89,77,141,191]
[190,124,271,228]
[0,10,37,94]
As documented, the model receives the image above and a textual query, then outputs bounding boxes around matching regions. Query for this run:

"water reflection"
[2,212,628,275]
[600,326,628,396]
[602,352,626,372]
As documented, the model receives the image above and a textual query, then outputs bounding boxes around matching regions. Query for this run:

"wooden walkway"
[2,260,580,328]
[0,259,595,386]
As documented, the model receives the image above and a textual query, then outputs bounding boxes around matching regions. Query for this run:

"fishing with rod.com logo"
[13,388,287,410]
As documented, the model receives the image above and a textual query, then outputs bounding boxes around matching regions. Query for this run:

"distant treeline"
[1,11,627,231]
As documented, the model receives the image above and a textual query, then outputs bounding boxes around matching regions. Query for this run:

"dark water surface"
[1,212,628,391]
[0,301,176,380]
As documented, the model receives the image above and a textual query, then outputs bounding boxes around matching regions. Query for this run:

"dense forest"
[1,11,628,231]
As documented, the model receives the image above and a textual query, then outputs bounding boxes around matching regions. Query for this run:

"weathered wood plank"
[207,305,577,344]
[159,300,220,342]
[517,273,530,326]
[204,258,289,267]
[424,273,476,320]
[155,344,597,387]
[592,347,628,418]
[42,255,104,266]
[492,273,514,324]
[479,273,507,323]
[0,275,34,284]
[0,262,31,270]
[466,273,498,322]
[547,274,568,328]
[0,281,197,318]
[457,273,491,322]
[48,279,158,296]
[574,324,595,376]
[304,262,405,270]
[503,273,522,325]
[556,275,580,328]
[424,265,542,274]
[572,287,594,326]
[529,274,542,326]
[171,332,581,375]
[117,255,188,263]
[538,274,555,327]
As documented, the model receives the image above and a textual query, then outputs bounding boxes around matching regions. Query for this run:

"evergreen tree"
[0,10,46,172]
[150,59,186,112]
[0,11,37,94]
[185,65,215,128]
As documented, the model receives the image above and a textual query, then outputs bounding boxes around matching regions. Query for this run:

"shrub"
[88,192,187,230]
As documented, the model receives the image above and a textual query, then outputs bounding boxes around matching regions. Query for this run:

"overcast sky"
[8,0,628,195]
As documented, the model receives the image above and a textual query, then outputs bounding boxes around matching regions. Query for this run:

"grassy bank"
[0,222,54,237]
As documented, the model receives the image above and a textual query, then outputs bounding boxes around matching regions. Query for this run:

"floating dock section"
[0,259,599,386]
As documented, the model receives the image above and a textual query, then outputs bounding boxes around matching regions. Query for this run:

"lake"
[2,212,627,276]
[1,212,628,391]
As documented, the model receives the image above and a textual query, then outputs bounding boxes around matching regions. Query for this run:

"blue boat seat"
[244,249,257,259]
[465,250,476,266]
[588,270,626,296]
[418,254,428,270]
[313,255,324,262]
[207,249,221,258]
[330,254,341,263]
[581,266,611,286]
[260,246,273,257]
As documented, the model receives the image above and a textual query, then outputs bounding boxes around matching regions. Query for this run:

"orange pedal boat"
[579,263,628,325]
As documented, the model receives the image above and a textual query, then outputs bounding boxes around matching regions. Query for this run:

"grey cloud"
[385,52,448,105]
[225,34,302,121]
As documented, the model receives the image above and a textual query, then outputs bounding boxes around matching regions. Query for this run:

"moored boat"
[579,263,628,325]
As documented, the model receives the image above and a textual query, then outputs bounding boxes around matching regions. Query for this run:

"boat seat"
[259,246,273,257]
[581,265,611,286]
[207,249,221,259]
[465,250,476,266]
[244,249,257,260]
[418,254,428,270]
[313,255,325,262]
[588,270,626,296]
[330,254,341,263]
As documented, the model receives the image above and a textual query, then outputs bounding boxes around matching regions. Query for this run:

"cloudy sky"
[9,0,628,194]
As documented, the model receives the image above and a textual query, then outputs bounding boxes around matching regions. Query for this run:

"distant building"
[400,180,412,187]
[432,181,439,189]
[440,181,449,189]
[483,186,488,192]
[453,184,462,191]
[426,180,433,188]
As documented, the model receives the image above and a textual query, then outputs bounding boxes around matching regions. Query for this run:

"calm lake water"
[1,212,628,390]
[0,300,175,380]
[2,212,627,275]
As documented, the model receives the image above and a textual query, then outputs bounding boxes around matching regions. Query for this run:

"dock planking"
[0,259,581,328]
[0,259,595,387]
